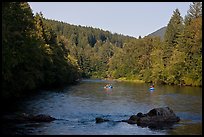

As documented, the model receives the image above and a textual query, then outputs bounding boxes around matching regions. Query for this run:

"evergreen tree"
[181,2,202,86]
[163,9,184,61]
[2,2,44,99]
[2,2,82,101]
[187,2,202,19]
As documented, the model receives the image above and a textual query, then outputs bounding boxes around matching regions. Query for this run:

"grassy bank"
[106,77,145,83]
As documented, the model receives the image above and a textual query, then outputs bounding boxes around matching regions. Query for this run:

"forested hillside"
[42,18,135,78]
[2,2,202,101]
[43,2,202,86]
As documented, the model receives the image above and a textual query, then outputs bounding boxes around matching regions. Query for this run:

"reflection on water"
[1,79,202,135]
[168,123,202,135]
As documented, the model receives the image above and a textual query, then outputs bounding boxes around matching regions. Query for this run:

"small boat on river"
[104,84,113,89]
[149,87,155,90]
[149,84,155,90]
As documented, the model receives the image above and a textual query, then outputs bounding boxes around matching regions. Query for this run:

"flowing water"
[1,79,202,135]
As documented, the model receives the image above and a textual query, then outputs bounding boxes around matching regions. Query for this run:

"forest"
[2,2,202,101]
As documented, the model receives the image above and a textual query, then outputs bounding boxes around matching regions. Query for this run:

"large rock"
[126,107,180,128]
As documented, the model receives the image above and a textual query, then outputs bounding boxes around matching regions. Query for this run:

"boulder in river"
[126,107,180,128]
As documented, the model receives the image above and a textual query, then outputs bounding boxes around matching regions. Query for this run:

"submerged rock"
[2,113,56,123]
[28,114,56,122]
[95,117,110,123]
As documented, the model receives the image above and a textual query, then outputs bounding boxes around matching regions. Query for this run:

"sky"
[28,2,192,38]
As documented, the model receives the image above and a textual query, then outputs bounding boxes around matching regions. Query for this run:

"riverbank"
[105,77,145,83]
[104,77,202,87]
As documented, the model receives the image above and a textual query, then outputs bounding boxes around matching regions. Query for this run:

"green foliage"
[2,2,44,98]
[163,9,184,67]
[44,2,201,87]
[2,2,81,100]
[187,2,202,19]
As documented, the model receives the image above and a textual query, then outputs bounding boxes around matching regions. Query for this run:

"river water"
[1,79,202,135]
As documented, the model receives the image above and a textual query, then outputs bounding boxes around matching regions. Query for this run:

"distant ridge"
[147,26,167,40]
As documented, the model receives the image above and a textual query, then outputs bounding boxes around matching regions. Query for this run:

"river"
[1,79,202,135]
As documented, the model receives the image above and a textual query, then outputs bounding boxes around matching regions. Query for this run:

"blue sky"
[28,2,191,38]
